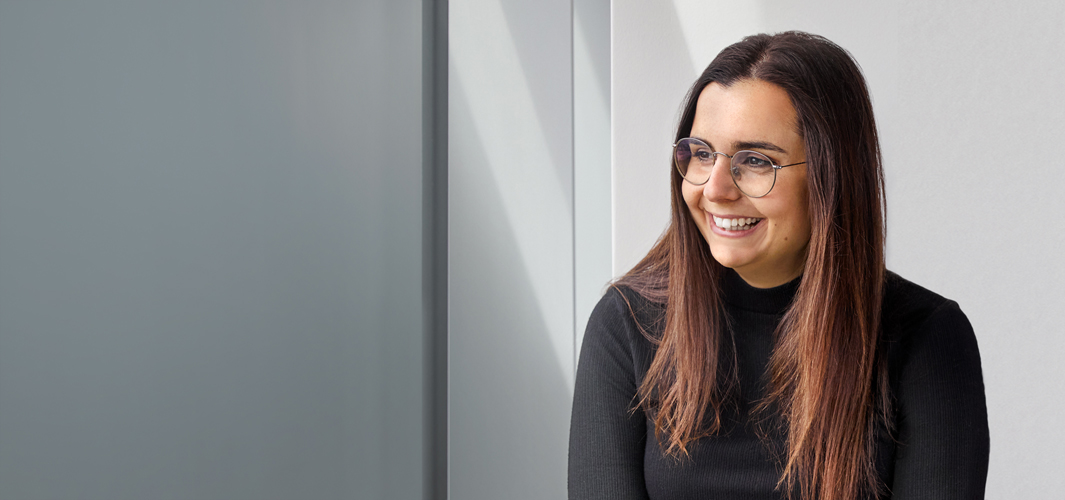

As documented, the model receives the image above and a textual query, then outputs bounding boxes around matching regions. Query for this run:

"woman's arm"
[890,300,990,499]
[568,289,651,500]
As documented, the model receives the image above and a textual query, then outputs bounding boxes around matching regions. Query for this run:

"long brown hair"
[616,32,888,500]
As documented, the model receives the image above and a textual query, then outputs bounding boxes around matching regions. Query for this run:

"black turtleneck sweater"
[568,270,989,499]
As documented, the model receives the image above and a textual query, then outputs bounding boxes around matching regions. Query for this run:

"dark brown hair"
[616,32,888,500]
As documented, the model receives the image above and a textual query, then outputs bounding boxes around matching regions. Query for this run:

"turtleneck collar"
[720,268,801,315]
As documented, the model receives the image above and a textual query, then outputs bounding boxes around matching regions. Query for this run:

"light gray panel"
[449,0,574,498]
[0,1,427,499]
[573,0,612,365]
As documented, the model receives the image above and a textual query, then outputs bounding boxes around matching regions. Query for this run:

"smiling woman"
[568,32,990,500]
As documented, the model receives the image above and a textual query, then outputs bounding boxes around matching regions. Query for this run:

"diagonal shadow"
[448,69,573,500]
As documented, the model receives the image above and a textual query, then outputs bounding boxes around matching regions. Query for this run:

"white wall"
[612,1,1065,497]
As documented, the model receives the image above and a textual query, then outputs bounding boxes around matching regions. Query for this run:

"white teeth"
[712,215,761,231]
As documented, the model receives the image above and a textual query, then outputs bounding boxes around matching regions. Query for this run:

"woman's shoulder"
[590,284,665,330]
[583,285,664,352]
[880,274,989,495]
[881,271,981,376]
[576,285,663,385]
[882,271,961,332]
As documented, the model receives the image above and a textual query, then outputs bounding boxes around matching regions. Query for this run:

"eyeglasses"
[673,137,806,198]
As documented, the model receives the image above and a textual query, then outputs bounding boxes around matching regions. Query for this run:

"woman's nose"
[703,154,741,201]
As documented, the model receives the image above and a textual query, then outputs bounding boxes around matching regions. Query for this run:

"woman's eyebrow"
[734,140,787,154]
[691,135,712,148]
[690,136,788,154]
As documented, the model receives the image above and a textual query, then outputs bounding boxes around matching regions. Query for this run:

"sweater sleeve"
[890,300,990,499]
[568,289,651,500]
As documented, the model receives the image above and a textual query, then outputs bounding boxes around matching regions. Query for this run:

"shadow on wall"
[448,67,573,500]
[495,0,574,196]
[609,0,701,278]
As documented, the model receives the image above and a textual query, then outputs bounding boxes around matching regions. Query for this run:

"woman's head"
[670,31,884,288]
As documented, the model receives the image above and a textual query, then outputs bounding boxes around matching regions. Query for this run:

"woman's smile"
[706,211,764,236]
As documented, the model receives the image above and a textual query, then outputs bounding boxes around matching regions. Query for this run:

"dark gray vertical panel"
[423,0,449,499]
[0,1,427,499]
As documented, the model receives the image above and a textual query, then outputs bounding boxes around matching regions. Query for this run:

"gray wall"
[573,0,613,366]
[0,1,432,499]
[612,0,1065,497]
[448,0,599,497]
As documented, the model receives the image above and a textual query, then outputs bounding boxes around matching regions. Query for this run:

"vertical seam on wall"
[438,2,449,498]
[608,0,616,278]
[423,0,448,497]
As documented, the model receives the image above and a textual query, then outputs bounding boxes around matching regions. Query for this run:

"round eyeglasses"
[673,137,806,198]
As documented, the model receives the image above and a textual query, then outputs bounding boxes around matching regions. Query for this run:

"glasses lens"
[674,138,711,184]
[731,151,777,197]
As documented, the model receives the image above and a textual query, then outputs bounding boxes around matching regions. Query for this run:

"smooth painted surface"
[448,0,574,498]
[0,2,427,498]
[612,0,1065,497]
[573,0,613,365]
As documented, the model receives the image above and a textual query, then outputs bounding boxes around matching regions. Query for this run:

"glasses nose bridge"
[699,150,738,193]
[710,150,733,162]
[707,150,734,175]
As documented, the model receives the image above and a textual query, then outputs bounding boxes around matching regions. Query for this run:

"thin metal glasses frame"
[672,138,806,198]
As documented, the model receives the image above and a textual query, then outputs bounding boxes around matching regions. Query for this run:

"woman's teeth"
[712,215,762,231]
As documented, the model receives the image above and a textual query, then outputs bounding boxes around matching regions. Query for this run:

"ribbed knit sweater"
[568,269,989,499]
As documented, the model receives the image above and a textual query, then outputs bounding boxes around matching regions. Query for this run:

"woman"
[568,32,989,500]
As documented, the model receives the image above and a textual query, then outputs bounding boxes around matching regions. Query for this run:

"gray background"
[0,1,430,498]
[447,0,611,498]
[448,0,575,498]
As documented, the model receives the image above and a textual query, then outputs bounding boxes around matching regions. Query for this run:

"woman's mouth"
[712,215,763,232]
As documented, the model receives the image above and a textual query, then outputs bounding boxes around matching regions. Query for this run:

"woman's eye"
[744,155,772,168]
[694,150,714,162]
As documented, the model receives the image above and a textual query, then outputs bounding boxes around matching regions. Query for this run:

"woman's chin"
[707,247,754,273]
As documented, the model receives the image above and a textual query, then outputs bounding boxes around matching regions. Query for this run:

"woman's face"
[682,79,811,288]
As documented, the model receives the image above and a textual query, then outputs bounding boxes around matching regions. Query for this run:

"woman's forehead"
[692,80,801,152]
